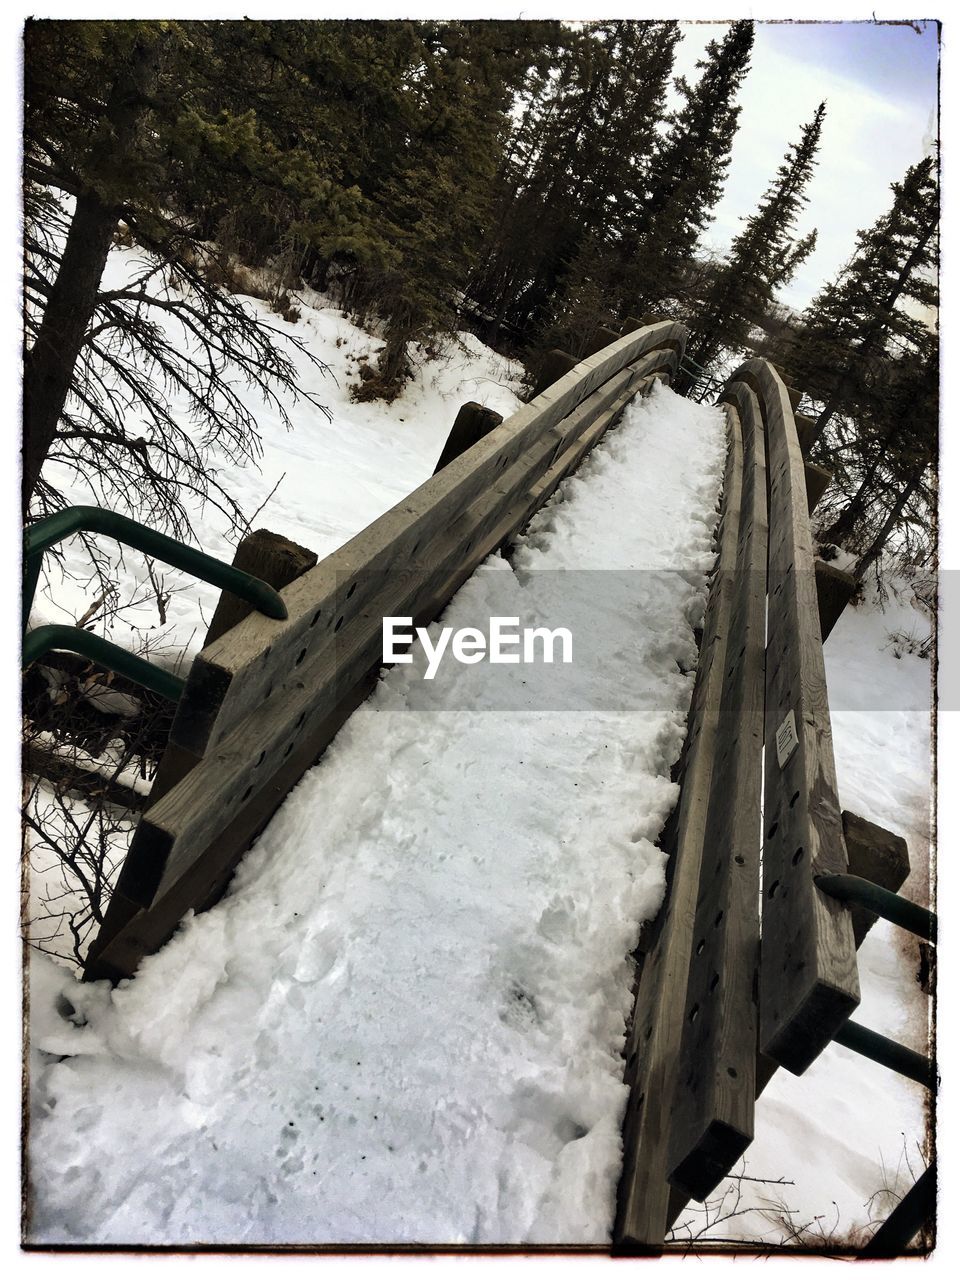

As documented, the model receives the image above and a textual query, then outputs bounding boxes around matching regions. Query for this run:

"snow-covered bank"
[26,384,727,1245]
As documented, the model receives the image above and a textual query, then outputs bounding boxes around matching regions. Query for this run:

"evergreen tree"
[787,155,938,449]
[468,21,681,343]
[680,101,826,383]
[619,20,754,313]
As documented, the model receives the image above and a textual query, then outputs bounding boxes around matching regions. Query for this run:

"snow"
[25,383,729,1246]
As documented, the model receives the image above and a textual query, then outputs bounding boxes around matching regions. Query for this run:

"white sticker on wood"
[776,708,799,769]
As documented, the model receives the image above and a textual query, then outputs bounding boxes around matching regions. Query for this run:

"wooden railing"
[614,358,931,1255]
[83,319,687,982]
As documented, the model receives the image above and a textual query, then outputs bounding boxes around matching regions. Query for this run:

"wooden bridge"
[24,318,934,1254]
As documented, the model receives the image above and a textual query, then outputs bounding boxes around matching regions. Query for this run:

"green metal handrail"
[23,506,287,631]
[22,506,288,701]
[23,624,186,702]
[834,1019,935,1090]
[816,873,937,943]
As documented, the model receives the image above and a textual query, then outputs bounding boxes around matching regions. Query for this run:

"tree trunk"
[22,194,120,513]
[21,35,162,516]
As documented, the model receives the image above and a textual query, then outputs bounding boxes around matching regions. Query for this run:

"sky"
[668,19,939,311]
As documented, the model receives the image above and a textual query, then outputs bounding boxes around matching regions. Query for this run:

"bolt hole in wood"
[792,846,804,865]
[735,855,745,865]
[768,880,780,898]
[714,910,724,927]
[347,581,357,599]
[296,711,307,729]
[767,821,779,839]
[295,647,307,666]
[710,972,720,992]
[310,609,322,628]
[241,785,253,803]
[727,1066,738,1079]
[789,789,800,808]
[284,742,294,758]
[264,683,274,702]
[255,750,266,768]
[334,616,344,632]
[696,938,706,955]
[689,1004,700,1023]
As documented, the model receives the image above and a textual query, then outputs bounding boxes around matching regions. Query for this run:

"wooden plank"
[171,340,683,760]
[204,529,317,646]
[665,382,768,1204]
[615,399,743,1253]
[530,349,577,399]
[804,462,833,514]
[794,413,818,458]
[841,811,911,947]
[433,402,504,474]
[737,357,860,1075]
[816,559,858,641]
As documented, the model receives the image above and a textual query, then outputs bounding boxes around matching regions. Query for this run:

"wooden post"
[804,462,833,514]
[530,349,578,399]
[583,326,621,357]
[205,529,317,647]
[785,385,803,412]
[795,414,818,458]
[815,559,858,641]
[841,811,911,946]
[433,402,503,474]
[621,316,646,334]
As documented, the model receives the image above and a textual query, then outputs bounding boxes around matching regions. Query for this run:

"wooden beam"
[794,413,818,458]
[583,326,622,357]
[804,461,833,514]
[666,383,768,1205]
[169,341,684,762]
[784,385,803,412]
[615,399,744,1252]
[738,358,859,1076]
[816,559,858,641]
[530,348,578,398]
[204,529,317,647]
[841,811,911,946]
[433,402,503,474]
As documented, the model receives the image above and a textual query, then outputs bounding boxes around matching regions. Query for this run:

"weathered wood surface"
[433,402,504,475]
[665,380,768,1204]
[87,326,684,975]
[815,558,858,641]
[804,461,833,514]
[171,333,684,762]
[530,348,578,399]
[204,529,318,646]
[615,399,743,1252]
[841,810,911,946]
[737,357,860,1075]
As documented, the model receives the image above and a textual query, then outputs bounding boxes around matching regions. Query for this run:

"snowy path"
[27,384,727,1245]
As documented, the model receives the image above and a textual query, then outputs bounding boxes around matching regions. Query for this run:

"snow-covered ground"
[26,382,729,1245]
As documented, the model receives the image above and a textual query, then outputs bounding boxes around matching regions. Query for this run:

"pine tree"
[619,20,754,313]
[788,155,938,449]
[681,101,826,383]
[468,21,681,343]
